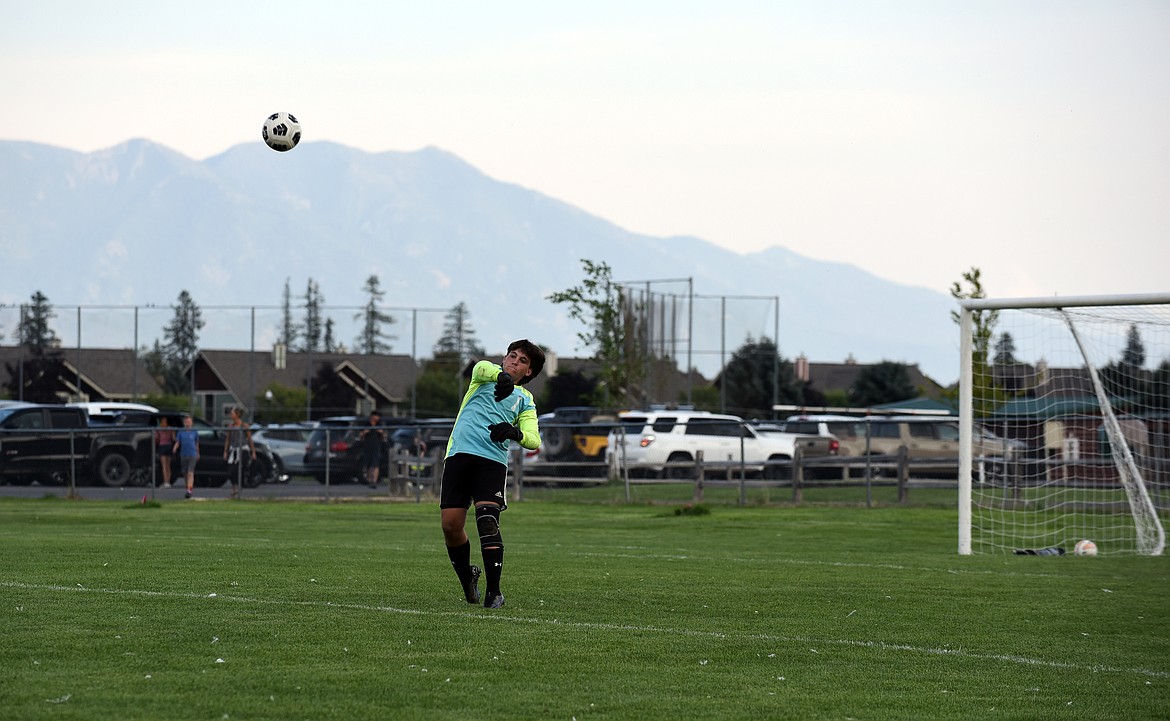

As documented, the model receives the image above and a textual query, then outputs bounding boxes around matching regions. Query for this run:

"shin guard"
[475,504,503,550]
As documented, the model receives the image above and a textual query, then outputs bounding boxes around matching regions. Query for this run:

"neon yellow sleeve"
[516,404,541,451]
[471,360,502,384]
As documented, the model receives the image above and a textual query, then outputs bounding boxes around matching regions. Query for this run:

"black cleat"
[483,591,505,609]
[462,565,481,604]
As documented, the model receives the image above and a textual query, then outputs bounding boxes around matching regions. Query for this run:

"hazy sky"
[3,1,1168,300]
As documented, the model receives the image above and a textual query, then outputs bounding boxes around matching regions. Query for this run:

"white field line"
[3,580,1166,680]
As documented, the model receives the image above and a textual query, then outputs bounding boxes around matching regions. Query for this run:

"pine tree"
[1103,324,1149,400]
[4,291,66,402]
[160,290,204,394]
[1122,324,1145,368]
[279,277,298,348]
[163,290,204,366]
[301,279,324,353]
[993,332,1017,365]
[324,318,337,353]
[13,291,57,350]
[354,275,396,354]
[434,302,483,366]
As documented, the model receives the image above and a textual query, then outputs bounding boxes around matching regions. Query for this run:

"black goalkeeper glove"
[487,422,523,444]
[493,372,515,402]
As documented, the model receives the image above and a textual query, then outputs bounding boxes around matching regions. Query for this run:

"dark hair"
[508,339,546,385]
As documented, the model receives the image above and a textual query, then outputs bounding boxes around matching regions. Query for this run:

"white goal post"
[958,293,1170,555]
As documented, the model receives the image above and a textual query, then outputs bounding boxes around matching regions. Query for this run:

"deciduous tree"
[548,259,643,407]
[949,267,1003,417]
[719,336,801,418]
[849,361,916,407]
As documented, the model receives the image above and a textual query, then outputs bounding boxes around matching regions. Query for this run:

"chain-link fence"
[2,289,793,417]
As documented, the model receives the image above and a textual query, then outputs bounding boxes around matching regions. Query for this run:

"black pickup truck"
[0,402,93,486]
[0,403,280,488]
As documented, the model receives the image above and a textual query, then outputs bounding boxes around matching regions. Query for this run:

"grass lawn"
[0,495,1167,720]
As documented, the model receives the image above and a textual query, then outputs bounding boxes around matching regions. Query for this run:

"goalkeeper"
[439,339,545,609]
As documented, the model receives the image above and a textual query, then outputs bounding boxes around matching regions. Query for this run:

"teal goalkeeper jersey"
[445,360,541,465]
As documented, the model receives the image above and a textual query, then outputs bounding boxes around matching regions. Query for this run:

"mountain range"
[0,138,959,385]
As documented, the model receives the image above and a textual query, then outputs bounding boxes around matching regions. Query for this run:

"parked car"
[252,423,314,478]
[786,414,1025,478]
[68,401,159,425]
[524,407,616,477]
[391,418,456,456]
[0,405,282,488]
[0,402,92,485]
[781,415,871,457]
[303,416,418,484]
[606,409,836,479]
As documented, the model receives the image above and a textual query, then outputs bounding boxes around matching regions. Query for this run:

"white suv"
[606,410,832,479]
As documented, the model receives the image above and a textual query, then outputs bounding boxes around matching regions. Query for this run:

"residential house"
[793,354,946,401]
[191,346,420,423]
[0,345,162,402]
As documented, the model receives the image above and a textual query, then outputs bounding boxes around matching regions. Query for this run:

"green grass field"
[1,495,1167,720]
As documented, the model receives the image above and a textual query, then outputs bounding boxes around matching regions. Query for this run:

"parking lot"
[0,475,436,502]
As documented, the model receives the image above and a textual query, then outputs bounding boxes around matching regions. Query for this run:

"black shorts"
[439,453,508,510]
[362,451,382,470]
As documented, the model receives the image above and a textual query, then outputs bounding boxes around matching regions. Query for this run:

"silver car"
[251,423,315,478]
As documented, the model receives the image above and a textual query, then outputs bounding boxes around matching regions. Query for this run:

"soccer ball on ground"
[1074,539,1098,557]
[262,112,301,152]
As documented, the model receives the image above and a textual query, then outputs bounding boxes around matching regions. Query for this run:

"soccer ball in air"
[262,112,301,152]
[1074,539,1098,557]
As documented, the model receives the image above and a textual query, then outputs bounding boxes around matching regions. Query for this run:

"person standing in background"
[156,416,176,488]
[359,410,387,488]
[223,406,256,499]
[174,415,199,500]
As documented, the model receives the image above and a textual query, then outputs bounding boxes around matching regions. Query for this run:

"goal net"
[958,294,1170,555]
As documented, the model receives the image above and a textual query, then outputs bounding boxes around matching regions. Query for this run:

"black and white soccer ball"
[262,112,301,152]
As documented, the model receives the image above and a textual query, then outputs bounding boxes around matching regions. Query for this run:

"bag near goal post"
[957,293,1170,556]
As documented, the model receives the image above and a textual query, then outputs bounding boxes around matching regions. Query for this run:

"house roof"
[0,345,162,400]
[194,349,420,408]
[804,361,944,396]
[989,395,1108,419]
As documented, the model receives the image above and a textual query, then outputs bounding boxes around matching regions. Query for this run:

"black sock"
[447,540,473,582]
[482,546,503,595]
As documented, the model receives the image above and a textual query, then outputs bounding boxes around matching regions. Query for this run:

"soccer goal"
[957,293,1170,555]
